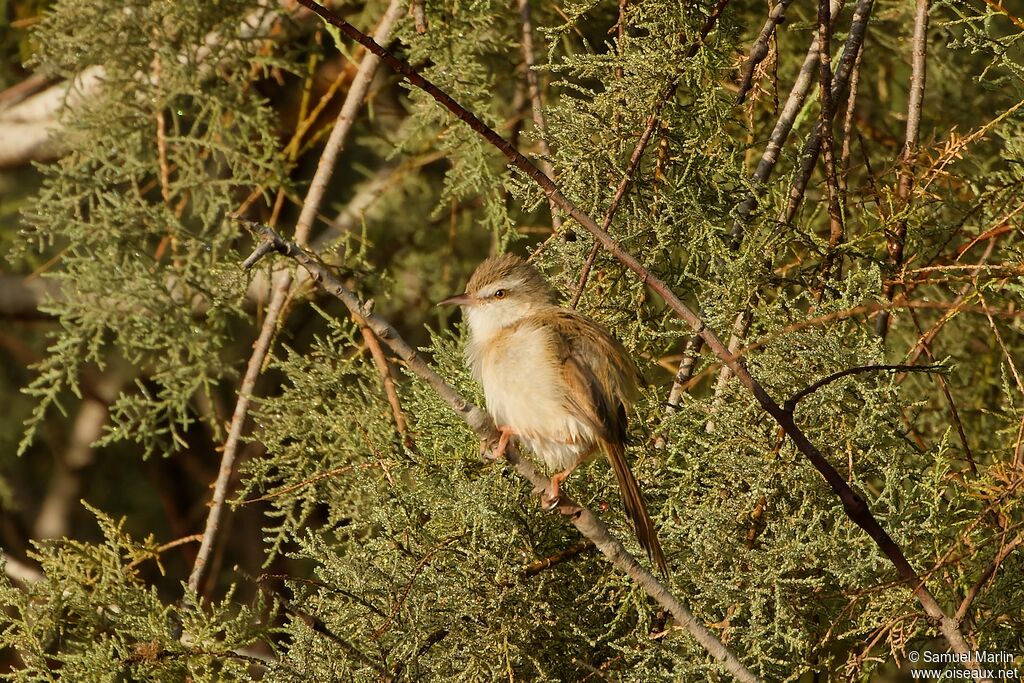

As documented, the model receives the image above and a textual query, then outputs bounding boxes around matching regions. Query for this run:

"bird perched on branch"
[439,254,667,574]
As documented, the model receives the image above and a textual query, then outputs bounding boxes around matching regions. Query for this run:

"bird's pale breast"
[469,321,595,471]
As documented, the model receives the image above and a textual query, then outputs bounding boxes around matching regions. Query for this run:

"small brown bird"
[440,254,667,574]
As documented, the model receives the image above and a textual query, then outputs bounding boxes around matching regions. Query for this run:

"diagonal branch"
[287,0,984,671]
[238,220,762,683]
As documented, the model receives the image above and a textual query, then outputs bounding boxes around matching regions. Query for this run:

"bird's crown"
[465,254,554,303]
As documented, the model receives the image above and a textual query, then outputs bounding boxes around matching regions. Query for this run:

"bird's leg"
[482,425,515,461]
[542,446,596,509]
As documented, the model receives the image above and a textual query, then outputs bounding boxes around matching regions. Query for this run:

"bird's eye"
[493,289,507,299]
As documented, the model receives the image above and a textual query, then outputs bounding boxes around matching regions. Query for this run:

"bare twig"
[523,540,596,576]
[876,0,929,339]
[281,3,984,669]
[239,220,762,682]
[816,0,845,288]
[736,0,796,105]
[730,0,844,244]
[241,462,385,504]
[412,0,427,33]
[954,531,1023,623]
[186,275,289,595]
[778,0,875,226]
[904,305,977,472]
[186,0,406,597]
[837,46,863,202]
[358,318,412,446]
[783,364,943,412]
[653,332,706,449]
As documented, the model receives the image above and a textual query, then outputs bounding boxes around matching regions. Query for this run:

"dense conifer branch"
[290,0,982,667]
[238,220,763,683]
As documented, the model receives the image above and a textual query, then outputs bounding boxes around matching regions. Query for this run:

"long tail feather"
[603,439,668,575]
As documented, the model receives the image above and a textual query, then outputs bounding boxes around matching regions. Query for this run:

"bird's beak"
[437,293,473,307]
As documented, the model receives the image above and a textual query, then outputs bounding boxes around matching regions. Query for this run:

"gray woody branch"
[238,218,762,683]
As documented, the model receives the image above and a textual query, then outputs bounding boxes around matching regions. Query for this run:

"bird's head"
[438,254,555,336]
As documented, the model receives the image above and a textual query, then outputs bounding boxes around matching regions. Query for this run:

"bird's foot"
[540,474,565,510]
[484,425,515,461]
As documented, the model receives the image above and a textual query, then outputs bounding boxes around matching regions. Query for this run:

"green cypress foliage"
[1,0,1022,679]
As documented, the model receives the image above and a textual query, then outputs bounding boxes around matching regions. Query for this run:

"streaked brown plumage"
[439,254,668,574]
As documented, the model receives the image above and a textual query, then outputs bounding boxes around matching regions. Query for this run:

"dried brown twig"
[736,0,795,105]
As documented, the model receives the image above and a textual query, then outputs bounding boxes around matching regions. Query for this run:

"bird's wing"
[546,311,667,574]
[545,310,642,442]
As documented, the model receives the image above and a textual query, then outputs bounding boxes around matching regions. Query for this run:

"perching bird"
[439,254,667,574]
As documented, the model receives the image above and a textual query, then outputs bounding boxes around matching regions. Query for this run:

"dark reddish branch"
[291,0,979,665]
[736,0,796,105]
[876,0,929,339]
[570,0,730,308]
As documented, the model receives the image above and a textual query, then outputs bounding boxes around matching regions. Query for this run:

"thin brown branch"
[371,537,459,639]
[980,0,1024,31]
[731,0,845,244]
[837,45,863,203]
[876,0,929,339]
[283,3,983,669]
[778,0,875,226]
[523,540,596,576]
[905,305,977,473]
[783,364,943,413]
[358,318,412,446]
[294,0,406,247]
[257,578,394,680]
[736,0,796,104]
[816,0,845,287]
[241,462,385,504]
[954,531,1023,623]
[127,534,205,571]
[186,274,289,595]
[654,333,705,449]
[412,0,427,33]
[239,220,762,682]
